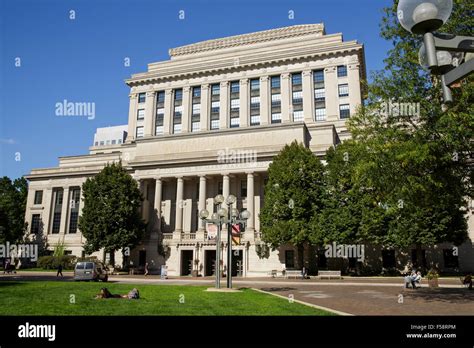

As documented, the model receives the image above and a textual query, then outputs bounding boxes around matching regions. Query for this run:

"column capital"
[240,78,249,85]
[154,176,162,181]
[260,76,269,82]
[165,89,173,95]
[325,66,337,73]
[146,91,155,97]
[176,176,184,180]
[281,73,290,79]
[183,86,191,92]
[245,171,255,176]
[348,63,360,70]
[202,83,210,90]
[302,70,312,77]
[199,174,207,179]
[220,81,229,88]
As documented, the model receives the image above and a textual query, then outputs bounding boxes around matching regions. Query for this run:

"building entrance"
[204,250,216,276]
[180,250,193,276]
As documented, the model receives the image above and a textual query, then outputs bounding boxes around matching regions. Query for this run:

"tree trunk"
[108,250,115,269]
[415,243,424,272]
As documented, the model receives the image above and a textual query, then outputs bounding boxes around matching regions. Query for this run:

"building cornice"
[168,24,325,57]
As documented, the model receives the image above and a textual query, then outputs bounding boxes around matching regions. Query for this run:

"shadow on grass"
[404,288,474,304]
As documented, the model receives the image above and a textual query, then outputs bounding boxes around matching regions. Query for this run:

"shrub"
[37,255,76,270]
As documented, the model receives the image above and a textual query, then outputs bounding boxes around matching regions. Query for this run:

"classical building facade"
[24,24,474,276]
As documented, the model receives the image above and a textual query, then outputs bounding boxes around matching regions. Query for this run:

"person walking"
[56,264,63,277]
[144,262,149,277]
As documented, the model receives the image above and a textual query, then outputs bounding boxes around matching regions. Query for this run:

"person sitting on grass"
[404,271,422,289]
[95,287,140,299]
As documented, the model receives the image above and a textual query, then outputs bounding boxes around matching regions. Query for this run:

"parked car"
[74,261,108,282]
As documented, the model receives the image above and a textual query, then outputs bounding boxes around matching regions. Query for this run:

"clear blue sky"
[0,0,393,180]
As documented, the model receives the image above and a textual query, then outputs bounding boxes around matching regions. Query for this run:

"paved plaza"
[2,272,473,316]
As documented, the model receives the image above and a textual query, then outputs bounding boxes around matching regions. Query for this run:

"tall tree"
[344,0,473,268]
[260,141,325,268]
[78,162,145,267]
[0,177,28,244]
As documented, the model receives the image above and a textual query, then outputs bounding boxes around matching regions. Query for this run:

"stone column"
[42,185,53,235]
[59,187,70,234]
[222,174,230,208]
[302,70,314,123]
[219,81,229,129]
[154,178,162,233]
[325,66,338,121]
[144,90,156,136]
[198,175,207,232]
[200,84,210,131]
[260,76,270,125]
[163,89,173,135]
[246,172,255,235]
[281,73,291,123]
[348,63,362,115]
[239,78,249,127]
[126,93,137,142]
[181,86,191,133]
[175,177,184,233]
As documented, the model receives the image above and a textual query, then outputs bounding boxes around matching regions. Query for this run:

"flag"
[232,224,241,245]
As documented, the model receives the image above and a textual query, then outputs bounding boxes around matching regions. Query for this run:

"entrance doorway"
[232,249,243,277]
[204,250,216,276]
[180,250,193,276]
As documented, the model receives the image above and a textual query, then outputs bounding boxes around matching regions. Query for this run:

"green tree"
[78,162,145,267]
[260,141,325,268]
[342,0,473,268]
[0,177,28,244]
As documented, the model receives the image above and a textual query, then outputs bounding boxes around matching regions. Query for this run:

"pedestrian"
[57,264,63,277]
[144,262,149,276]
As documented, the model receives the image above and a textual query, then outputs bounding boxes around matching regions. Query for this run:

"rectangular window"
[271,94,281,104]
[52,212,61,234]
[339,104,350,119]
[173,123,182,134]
[136,126,144,138]
[230,99,240,109]
[192,104,201,115]
[230,81,239,94]
[337,65,347,77]
[211,101,220,113]
[155,126,164,135]
[111,140,116,145]
[411,249,427,269]
[69,212,78,234]
[250,96,260,105]
[338,83,349,97]
[250,79,260,91]
[314,88,325,101]
[218,182,223,195]
[192,86,201,98]
[313,69,324,83]
[191,122,200,132]
[157,91,165,103]
[271,113,282,123]
[230,118,240,128]
[443,249,459,268]
[315,108,326,121]
[291,73,302,86]
[34,191,43,205]
[31,214,41,234]
[292,91,303,103]
[271,76,281,89]
[174,89,183,100]
[210,119,219,130]
[138,93,146,104]
[293,110,304,122]
[137,109,145,120]
[250,115,260,126]
[285,250,295,269]
[211,84,220,96]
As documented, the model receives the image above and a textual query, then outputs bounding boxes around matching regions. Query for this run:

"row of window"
[31,188,81,234]
[135,67,351,138]
[94,138,123,146]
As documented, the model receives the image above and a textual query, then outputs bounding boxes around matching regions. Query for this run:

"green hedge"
[37,255,77,270]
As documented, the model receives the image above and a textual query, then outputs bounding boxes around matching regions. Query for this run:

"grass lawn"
[0,281,334,316]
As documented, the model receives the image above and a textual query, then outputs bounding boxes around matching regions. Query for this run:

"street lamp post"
[199,194,250,289]
[397,0,474,102]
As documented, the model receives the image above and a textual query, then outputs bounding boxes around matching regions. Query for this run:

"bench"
[285,270,302,279]
[318,270,342,279]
